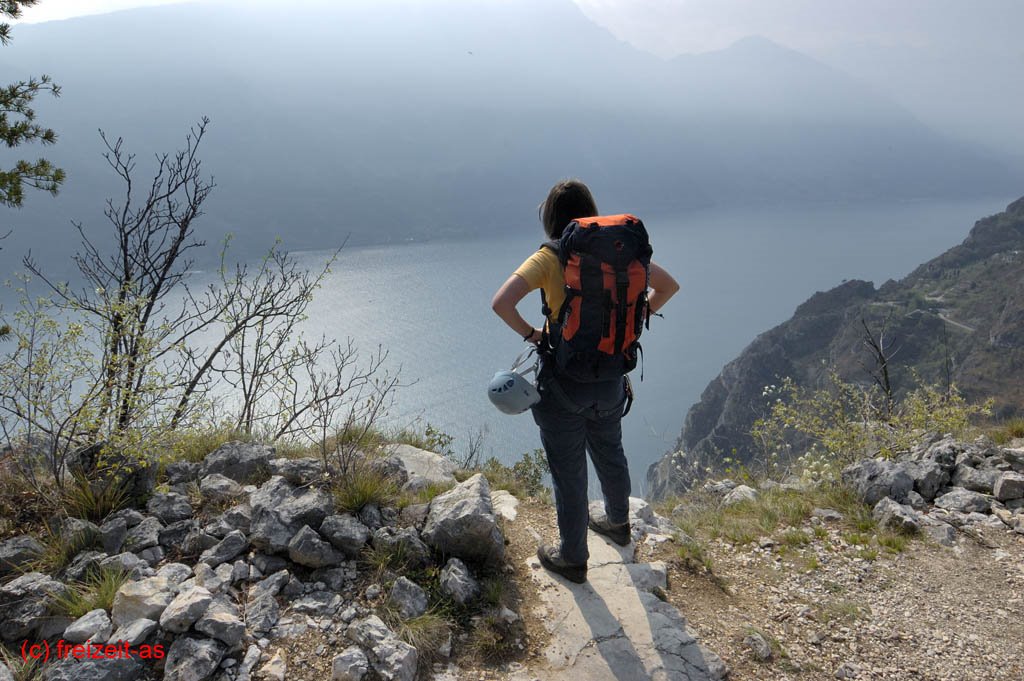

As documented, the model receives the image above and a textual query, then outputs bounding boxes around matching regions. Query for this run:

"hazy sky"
[11,0,1024,153]
[14,0,1024,57]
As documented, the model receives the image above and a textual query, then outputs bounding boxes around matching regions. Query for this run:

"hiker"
[490,179,679,583]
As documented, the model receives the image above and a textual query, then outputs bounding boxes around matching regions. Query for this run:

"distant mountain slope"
[648,196,1024,500]
[2,0,1018,267]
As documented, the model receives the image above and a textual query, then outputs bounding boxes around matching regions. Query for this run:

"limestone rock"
[872,498,922,534]
[952,465,999,494]
[721,484,758,507]
[249,476,333,554]
[841,459,913,506]
[370,527,431,568]
[246,593,279,635]
[200,441,274,483]
[122,516,164,553]
[163,636,225,681]
[258,651,287,681]
[934,487,991,514]
[198,474,244,503]
[388,577,427,619]
[385,444,457,492]
[439,558,480,606]
[199,529,249,568]
[288,525,345,568]
[0,535,44,576]
[319,514,371,557]
[107,618,158,646]
[267,457,324,485]
[111,577,174,627]
[0,572,68,641]
[896,459,949,501]
[994,471,1024,501]
[159,586,213,633]
[146,492,193,524]
[99,518,128,555]
[64,608,113,644]
[421,473,504,565]
[40,656,143,681]
[332,646,370,681]
[194,598,245,646]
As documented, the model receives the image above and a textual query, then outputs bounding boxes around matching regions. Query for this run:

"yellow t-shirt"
[513,247,564,324]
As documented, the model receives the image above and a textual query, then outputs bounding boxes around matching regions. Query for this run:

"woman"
[491,179,680,583]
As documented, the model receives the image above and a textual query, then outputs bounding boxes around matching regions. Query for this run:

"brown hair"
[538,179,598,239]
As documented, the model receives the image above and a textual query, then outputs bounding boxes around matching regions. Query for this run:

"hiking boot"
[589,516,631,546]
[536,544,587,584]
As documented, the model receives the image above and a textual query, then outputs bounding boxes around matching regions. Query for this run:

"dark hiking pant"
[531,363,631,565]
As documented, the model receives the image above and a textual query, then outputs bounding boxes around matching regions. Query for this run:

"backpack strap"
[538,240,560,319]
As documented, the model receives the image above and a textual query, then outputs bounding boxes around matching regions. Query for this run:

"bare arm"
[491,274,542,343]
[648,261,680,314]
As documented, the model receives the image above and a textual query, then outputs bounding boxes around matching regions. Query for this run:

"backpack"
[539,214,653,383]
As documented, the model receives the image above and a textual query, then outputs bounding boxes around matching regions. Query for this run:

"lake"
[283,196,1014,495]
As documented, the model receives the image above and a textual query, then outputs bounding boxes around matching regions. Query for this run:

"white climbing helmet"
[488,347,541,415]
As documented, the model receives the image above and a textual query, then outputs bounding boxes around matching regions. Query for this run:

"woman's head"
[539,179,598,239]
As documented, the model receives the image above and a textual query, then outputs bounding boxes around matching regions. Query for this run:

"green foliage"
[387,610,452,666]
[332,464,399,514]
[61,475,129,523]
[472,449,550,500]
[752,371,991,482]
[676,537,714,574]
[34,521,98,573]
[818,600,870,624]
[424,423,455,458]
[0,0,65,208]
[0,645,44,681]
[50,568,129,619]
[986,417,1024,445]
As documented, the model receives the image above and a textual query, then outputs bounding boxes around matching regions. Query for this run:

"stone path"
[514,505,728,681]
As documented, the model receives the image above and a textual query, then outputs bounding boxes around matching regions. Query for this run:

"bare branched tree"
[4,120,396,490]
[859,313,900,420]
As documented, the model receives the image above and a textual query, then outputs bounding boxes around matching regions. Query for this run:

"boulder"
[421,473,504,565]
[268,457,324,485]
[258,651,287,681]
[198,530,249,568]
[41,656,143,681]
[918,435,962,471]
[249,476,333,554]
[156,563,194,585]
[721,484,758,507]
[98,552,150,579]
[346,616,417,681]
[98,517,128,555]
[146,492,193,524]
[165,461,201,485]
[198,474,244,503]
[163,636,225,681]
[246,593,279,635]
[288,525,345,568]
[63,608,113,644]
[896,459,949,501]
[158,519,198,549]
[332,646,370,681]
[951,465,999,494]
[63,550,107,583]
[194,598,245,646]
[439,558,480,606]
[111,577,174,627]
[204,503,252,538]
[385,444,457,492]
[200,441,274,483]
[319,514,371,557]
[994,471,1024,501]
[841,459,913,506]
[872,498,922,534]
[107,618,158,646]
[370,527,431,568]
[388,577,427,619]
[0,572,68,641]
[934,487,991,514]
[0,535,44,576]
[159,586,213,633]
[122,517,163,553]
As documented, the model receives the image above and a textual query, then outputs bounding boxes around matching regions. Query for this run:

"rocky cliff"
[648,196,1024,501]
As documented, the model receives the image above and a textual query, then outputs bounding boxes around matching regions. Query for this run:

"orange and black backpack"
[539,214,653,384]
